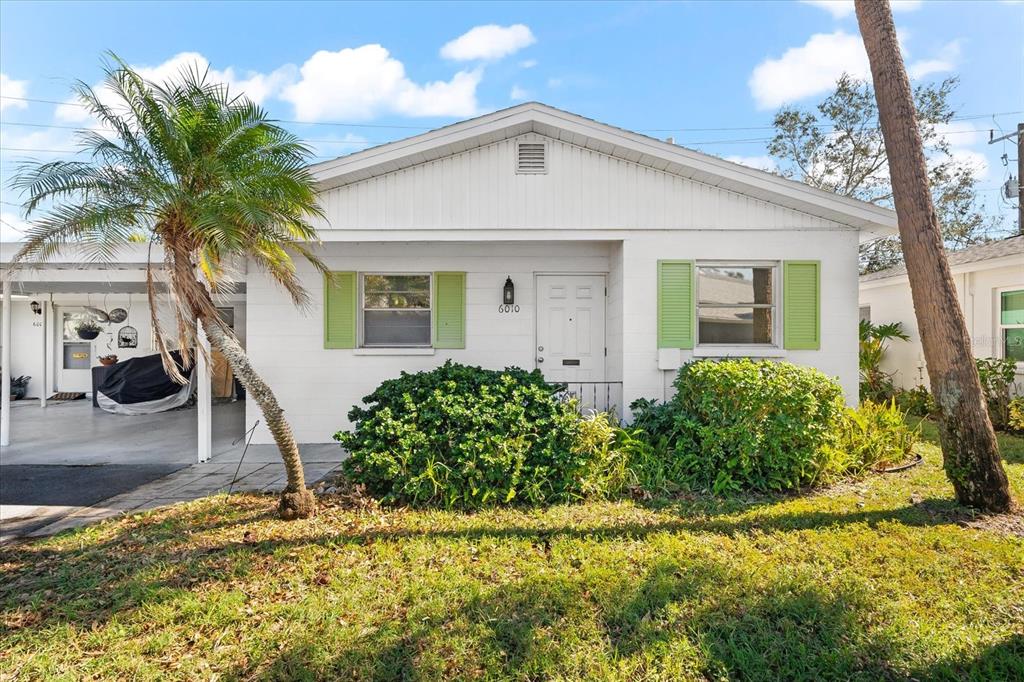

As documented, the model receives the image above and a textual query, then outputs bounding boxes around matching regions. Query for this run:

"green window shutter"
[783,260,821,350]
[324,272,356,349]
[434,272,466,349]
[1001,290,1024,325]
[657,260,694,349]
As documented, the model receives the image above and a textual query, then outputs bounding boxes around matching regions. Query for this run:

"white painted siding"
[318,133,850,233]
[860,261,1024,392]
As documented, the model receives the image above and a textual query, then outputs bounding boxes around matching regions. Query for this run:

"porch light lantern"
[503,277,515,305]
[30,301,42,315]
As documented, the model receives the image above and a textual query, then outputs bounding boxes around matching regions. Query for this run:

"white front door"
[535,274,606,382]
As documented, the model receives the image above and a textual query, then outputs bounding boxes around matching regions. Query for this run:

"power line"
[2,94,1021,133]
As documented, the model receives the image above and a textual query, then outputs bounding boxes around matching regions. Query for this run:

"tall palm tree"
[10,55,328,519]
[855,0,1012,512]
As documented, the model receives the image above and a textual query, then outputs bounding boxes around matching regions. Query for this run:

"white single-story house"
[2,102,897,449]
[859,235,1024,391]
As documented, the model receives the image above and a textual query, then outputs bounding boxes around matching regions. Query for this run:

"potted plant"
[1,374,31,400]
[98,354,118,366]
[76,319,102,340]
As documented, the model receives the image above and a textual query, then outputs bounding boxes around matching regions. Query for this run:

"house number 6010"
[498,304,520,313]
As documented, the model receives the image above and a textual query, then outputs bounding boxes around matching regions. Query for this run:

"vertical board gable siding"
[319,134,848,231]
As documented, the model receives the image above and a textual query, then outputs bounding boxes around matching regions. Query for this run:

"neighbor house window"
[1000,289,1024,363]
[696,263,777,345]
[361,274,431,347]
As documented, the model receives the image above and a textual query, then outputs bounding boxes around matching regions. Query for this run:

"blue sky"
[1,0,1021,240]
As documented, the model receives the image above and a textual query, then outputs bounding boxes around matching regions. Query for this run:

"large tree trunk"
[855,0,1013,512]
[202,319,315,519]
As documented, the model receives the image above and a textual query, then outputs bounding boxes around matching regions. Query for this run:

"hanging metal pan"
[84,306,110,322]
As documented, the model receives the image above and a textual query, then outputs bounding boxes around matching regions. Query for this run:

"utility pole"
[988,122,1023,235]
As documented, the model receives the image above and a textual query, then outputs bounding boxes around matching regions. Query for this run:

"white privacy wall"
[245,241,613,444]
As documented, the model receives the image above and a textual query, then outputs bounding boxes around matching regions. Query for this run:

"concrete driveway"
[1,399,342,542]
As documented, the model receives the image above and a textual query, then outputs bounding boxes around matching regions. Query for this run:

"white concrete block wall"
[245,241,613,444]
[247,231,860,445]
[620,229,861,413]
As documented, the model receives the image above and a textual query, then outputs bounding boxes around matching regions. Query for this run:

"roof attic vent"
[516,142,547,174]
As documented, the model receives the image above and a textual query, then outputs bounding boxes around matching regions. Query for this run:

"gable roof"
[310,102,898,238]
[860,235,1024,284]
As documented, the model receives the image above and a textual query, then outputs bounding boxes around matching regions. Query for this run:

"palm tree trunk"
[202,318,315,519]
[855,0,1013,512]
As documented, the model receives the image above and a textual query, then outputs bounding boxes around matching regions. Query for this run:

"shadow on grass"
[0,494,985,644]
[253,558,912,681]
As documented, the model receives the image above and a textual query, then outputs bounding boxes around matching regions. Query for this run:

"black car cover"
[95,350,194,414]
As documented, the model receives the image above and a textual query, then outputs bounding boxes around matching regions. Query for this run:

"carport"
[0,245,244,461]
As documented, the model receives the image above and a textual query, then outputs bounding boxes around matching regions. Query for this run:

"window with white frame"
[696,263,777,345]
[1000,289,1024,363]
[361,274,431,347]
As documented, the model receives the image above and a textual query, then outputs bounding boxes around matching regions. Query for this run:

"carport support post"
[1,278,11,447]
[197,320,212,463]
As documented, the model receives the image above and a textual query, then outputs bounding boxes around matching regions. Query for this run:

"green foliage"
[75,319,102,334]
[1009,397,1024,434]
[571,412,633,499]
[640,360,847,494]
[337,361,590,508]
[975,357,1018,431]
[859,319,909,403]
[829,400,920,476]
[894,385,936,417]
[767,74,1005,273]
[10,53,327,363]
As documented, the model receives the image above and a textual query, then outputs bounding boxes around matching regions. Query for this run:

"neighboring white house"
[858,235,1024,391]
[2,102,898,449]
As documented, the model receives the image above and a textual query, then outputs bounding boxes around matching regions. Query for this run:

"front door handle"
[537,357,544,363]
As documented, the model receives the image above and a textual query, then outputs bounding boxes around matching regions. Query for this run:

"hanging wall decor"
[118,325,138,348]
[108,308,128,323]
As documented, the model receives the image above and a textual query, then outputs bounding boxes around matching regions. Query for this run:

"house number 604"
[498,304,520,313]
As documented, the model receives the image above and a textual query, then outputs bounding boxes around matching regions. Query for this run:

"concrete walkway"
[1,400,343,542]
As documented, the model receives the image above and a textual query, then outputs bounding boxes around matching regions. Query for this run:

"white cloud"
[440,24,535,62]
[282,44,481,120]
[750,30,964,110]
[724,155,778,172]
[800,0,923,19]
[55,52,294,122]
[0,73,28,112]
[908,40,961,79]
[749,31,869,109]
[519,59,538,69]
[509,85,530,101]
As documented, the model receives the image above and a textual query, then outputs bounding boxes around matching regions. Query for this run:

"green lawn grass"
[1,424,1022,681]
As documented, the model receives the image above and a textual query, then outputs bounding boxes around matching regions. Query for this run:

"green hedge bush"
[632,359,847,494]
[336,361,589,508]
